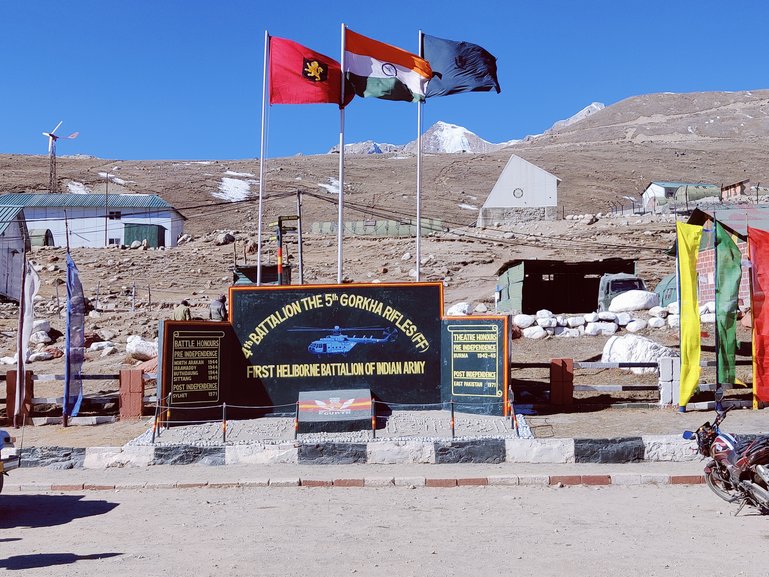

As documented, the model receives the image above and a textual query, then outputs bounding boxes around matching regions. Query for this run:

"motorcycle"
[684,407,769,515]
[0,428,20,494]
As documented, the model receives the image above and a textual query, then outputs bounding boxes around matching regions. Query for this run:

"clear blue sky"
[2,0,766,160]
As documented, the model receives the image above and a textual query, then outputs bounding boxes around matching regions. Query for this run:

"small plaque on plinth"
[297,389,373,433]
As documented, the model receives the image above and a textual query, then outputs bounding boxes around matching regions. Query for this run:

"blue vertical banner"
[65,252,85,417]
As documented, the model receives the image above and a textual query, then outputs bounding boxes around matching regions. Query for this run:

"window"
[108,237,121,245]
[108,211,122,220]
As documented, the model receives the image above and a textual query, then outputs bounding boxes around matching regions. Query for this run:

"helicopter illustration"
[289,325,397,356]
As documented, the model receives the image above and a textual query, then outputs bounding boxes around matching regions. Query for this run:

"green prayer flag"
[715,221,742,384]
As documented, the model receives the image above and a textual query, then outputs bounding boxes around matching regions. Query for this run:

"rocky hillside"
[2,90,767,226]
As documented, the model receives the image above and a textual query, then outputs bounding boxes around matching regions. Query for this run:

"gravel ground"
[132,409,522,447]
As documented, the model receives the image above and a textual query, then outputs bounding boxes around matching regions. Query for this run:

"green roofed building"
[495,258,637,314]
[0,192,186,248]
[641,181,720,213]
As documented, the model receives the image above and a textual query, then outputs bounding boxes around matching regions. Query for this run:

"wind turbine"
[42,121,79,193]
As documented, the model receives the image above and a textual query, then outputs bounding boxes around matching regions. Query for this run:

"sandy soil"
[1,482,766,577]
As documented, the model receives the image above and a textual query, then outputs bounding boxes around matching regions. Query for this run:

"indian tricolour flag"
[344,28,432,102]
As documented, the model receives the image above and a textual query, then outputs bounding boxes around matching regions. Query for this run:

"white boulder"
[598,311,617,322]
[667,315,680,328]
[446,302,470,316]
[609,290,659,312]
[28,351,54,362]
[667,302,679,315]
[648,317,666,329]
[513,314,535,329]
[32,319,51,333]
[601,334,677,375]
[648,306,668,318]
[554,327,581,338]
[626,319,648,333]
[29,331,52,345]
[615,312,632,326]
[585,321,618,336]
[567,316,585,328]
[126,335,158,361]
[536,309,553,319]
[536,317,557,329]
[89,341,115,351]
[522,326,548,339]
[584,312,599,323]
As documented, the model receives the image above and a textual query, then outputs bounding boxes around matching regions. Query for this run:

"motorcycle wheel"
[706,467,740,503]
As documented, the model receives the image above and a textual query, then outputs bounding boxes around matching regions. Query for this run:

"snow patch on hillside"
[98,172,130,185]
[318,178,340,194]
[214,177,257,201]
[67,181,90,194]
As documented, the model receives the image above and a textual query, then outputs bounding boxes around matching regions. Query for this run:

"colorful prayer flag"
[269,36,353,106]
[65,253,86,417]
[677,222,703,407]
[715,221,741,385]
[422,34,501,98]
[748,226,769,403]
[344,28,432,102]
[16,260,40,420]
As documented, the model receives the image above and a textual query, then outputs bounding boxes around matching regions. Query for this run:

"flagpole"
[675,222,684,412]
[416,30,424,282]
[713,214,722,411]
[748,217,758,409]
[337,23,346,284]
[15,238,27,428]
[63,212,70,427]
[257,30,269,286]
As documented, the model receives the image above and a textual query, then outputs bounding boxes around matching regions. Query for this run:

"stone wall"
[477,206,558,227]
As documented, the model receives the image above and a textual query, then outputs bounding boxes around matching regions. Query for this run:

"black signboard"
[230,283,443,409]
[169,330,224,404]
[159,320,262,422]
[441,316,509,415]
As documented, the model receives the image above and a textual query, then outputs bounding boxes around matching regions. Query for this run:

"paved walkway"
[3,461,708,492]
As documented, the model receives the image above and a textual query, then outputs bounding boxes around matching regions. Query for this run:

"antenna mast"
[49,137,57,193]
[42,121,78,193]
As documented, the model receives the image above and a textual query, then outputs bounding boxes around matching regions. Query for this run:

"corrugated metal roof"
[688,205,769,238]
[651,181,718,189]
[0,192,178,210]
[0,205,24,237]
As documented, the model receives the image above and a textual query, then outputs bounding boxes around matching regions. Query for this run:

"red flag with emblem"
[269,36,353,106]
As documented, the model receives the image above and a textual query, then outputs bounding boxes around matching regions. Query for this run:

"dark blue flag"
[65,252,85,417]
[423,34,501,98]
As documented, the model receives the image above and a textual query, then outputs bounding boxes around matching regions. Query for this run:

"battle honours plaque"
[441,316,509,415]
[170,330,224,404]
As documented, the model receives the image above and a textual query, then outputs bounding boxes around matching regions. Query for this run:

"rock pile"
[509,300,736,339]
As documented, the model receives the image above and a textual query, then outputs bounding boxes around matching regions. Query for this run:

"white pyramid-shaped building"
[477,154,560,226]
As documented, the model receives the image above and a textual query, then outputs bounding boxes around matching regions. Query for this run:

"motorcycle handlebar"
[713,405,735,427]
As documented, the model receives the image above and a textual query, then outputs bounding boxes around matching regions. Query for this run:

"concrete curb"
[3,473,706,492]
[17,436,698,469]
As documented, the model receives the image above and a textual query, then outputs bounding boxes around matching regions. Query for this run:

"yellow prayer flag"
[677,222,703,407]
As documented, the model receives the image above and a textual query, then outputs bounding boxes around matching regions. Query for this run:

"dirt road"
[2,477,766,576]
